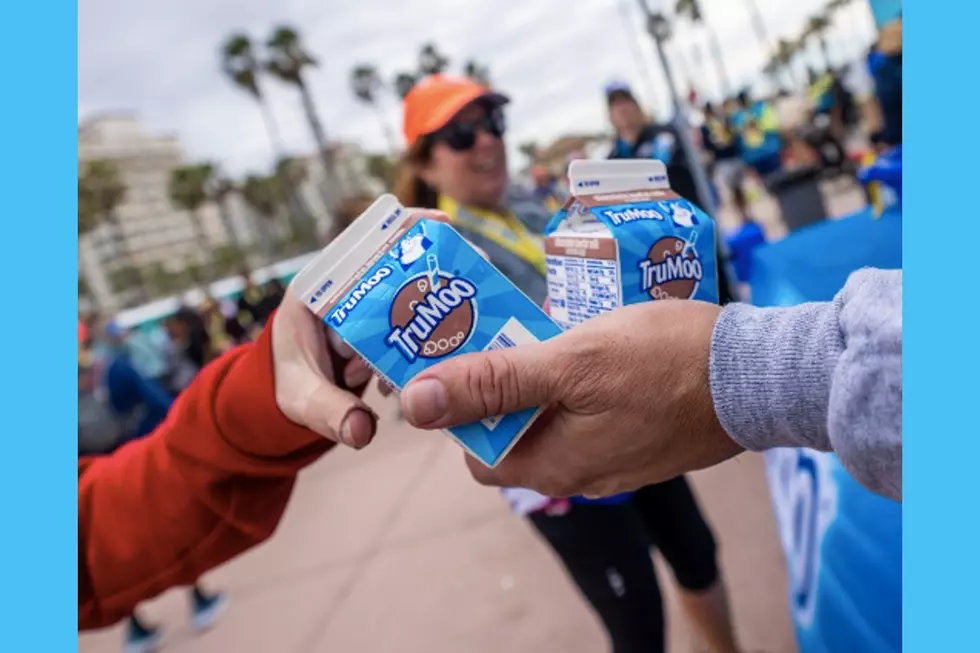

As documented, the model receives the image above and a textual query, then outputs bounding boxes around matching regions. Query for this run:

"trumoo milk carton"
[544,159,719,329]
[291,195,562,467]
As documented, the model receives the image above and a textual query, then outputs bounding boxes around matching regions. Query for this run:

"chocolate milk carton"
[544,159,719,329]
[292,195,562,467]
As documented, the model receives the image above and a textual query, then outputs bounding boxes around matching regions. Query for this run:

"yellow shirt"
[437,195,548,276]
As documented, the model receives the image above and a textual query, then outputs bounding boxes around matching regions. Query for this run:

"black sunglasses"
[431,107,506,152]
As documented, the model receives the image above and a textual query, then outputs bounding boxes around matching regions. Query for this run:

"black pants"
[529,476,718,653]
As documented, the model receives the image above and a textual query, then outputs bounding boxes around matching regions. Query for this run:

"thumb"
[400,340,563,429]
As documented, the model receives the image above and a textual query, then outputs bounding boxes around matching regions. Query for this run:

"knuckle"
[464,354,521,416]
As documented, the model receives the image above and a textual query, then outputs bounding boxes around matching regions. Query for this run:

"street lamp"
[634,0,716,215]
[634,0,742,298]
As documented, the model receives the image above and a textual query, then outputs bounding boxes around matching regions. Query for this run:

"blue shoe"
[191,591,228,632]
[124,621,162,653]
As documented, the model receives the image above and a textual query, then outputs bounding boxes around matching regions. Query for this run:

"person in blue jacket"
[99,321,229,653]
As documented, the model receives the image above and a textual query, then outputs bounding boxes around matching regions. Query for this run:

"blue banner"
[750,208,902,653]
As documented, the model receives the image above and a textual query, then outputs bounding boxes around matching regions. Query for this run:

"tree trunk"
[744,0,771,53]
[819,36,831,71]
[258,97,286,159]
[373,102,398,155]
[704,23,731,98]
[105,210,146,303]
[688,38,707,99]
[257,93,319,240]
[216,197,240,249]
[297,77,339,213]
[248,208,276,266]
[188,209,216,282]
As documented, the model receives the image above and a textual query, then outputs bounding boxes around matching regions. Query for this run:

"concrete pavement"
[80,389,797,653]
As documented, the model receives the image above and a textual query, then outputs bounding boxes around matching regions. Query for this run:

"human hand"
[275,209,452,440]
[398,299,743,497]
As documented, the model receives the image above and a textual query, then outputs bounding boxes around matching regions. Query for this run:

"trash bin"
[765,165,828,232]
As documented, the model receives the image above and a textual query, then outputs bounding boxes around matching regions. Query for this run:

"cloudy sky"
[79,0,877,177]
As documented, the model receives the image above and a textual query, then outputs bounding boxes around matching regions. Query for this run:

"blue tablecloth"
[750,207,901,305]
[749,207,902,653]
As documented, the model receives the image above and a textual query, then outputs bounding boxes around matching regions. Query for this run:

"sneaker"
[124,621,162,653]
[191,591,228,632]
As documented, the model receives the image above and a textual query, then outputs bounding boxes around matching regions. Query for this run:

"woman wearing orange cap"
[394,74,750,653]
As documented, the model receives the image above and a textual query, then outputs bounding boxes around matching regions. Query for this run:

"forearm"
[79,326,332,629]
[709,268,902,500]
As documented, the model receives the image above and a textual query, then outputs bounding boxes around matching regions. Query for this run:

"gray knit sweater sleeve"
[709,269,902,500]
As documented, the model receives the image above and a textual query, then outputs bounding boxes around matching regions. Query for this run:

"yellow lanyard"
[438,195,548,276]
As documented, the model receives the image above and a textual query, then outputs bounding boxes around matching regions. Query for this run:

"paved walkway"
[80,393,796,653]
[80,180,868,653]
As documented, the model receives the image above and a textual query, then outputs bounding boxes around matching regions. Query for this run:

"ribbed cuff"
[709,301,843,452]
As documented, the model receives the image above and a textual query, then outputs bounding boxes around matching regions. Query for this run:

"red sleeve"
[78,324,334,630]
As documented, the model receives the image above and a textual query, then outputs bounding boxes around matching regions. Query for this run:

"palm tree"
[242,174,283,262]
[79,159,145,302]
[518,141,539,165]
[393,72,418,99]
[743,0,772,52]
[418,43,450,75]
[144,262,182,296]
[802,13,833,71]
[265,25,336,207]
[463,59,491,87]
[168,163,217,279]
[274,156,319,245]
[365,153,397,189]
[210,175,241,249]
[675,0,730,98]
[351,63,398,153]
[107,265,142,296]
[212,245,248,277]
[221,33,285,158]
[769,38,801,88]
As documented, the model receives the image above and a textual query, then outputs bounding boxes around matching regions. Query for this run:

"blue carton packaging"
[292,195,562,467]
[544,159,719,329]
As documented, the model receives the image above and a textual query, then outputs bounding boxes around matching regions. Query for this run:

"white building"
[78,114,257,310]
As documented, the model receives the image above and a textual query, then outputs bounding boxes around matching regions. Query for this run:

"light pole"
[634,1,717,215]
[634,0,742,298]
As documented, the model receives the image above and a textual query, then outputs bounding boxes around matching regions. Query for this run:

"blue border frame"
[905,4,979,651]
[0,0,78,645]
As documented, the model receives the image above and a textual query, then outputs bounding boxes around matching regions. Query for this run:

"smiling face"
[608,94,645,136]
[418,102,508,211]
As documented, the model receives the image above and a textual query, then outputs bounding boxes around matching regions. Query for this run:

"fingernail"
[402,378,448,426]
[339,408,375,448]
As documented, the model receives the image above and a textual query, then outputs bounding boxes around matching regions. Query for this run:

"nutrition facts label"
[546,254,622,329]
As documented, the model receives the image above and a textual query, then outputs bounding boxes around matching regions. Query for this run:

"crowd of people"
[79,22,902,653]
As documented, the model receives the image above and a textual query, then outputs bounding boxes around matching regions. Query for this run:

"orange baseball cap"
[403,74,508,148]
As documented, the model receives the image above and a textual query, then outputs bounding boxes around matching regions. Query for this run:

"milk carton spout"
[569,159,670,196]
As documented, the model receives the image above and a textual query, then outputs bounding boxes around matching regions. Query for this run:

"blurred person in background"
[806,68,857,176]
[162,309,210,393]
[730,90,783,179]
[88,320,228,652]
[236,268,266,329]
[199,296,233,356]
[869,17,902,148]
[394,73,752,653]
[605,81,737,305]
[771,88,813,167]
[701,101,750,223]
[528,163,563,212]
